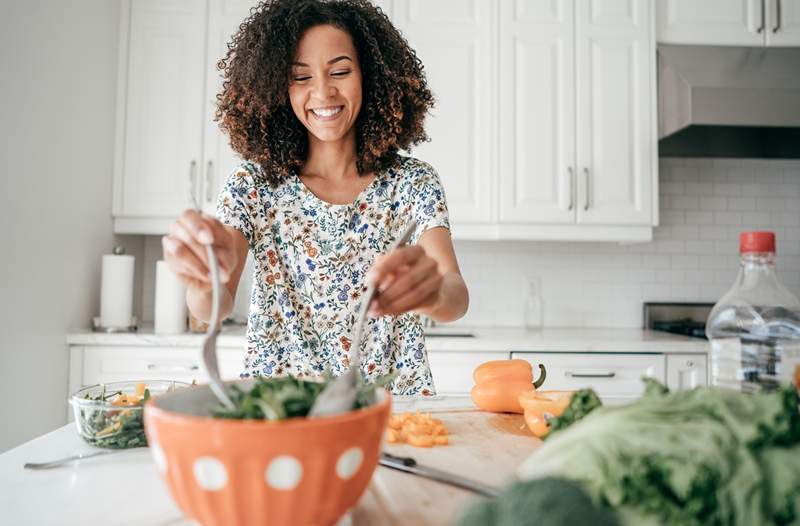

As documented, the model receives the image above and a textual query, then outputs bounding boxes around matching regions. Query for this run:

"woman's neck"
[303,131,359,182]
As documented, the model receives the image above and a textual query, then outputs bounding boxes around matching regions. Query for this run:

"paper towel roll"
[155,260,187,334]
[100,254,135,328]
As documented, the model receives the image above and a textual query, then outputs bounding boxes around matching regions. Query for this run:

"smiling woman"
[161,0,469,395]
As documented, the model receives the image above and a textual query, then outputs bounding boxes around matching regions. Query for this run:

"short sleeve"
[404,159,451,244]
[215,164,258,246]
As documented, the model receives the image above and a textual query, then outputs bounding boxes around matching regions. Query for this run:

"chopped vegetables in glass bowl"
[69,380,191,449]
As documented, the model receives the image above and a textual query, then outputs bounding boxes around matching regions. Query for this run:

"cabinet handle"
[583,167,591,211]
[146,363,200,372]
[773,0,781,32]
[565,371,616,378]
[188,160,198,206]
[205,160,214,204]
[686,360,695,368]
[758,0,766,32]
[567,166,575,211]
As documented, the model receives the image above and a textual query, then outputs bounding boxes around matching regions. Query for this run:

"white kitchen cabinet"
[766,0,800,46]
[575,0,655,226]
[497,0,657,239]
[512,352,666,404]
[391,0,495,225]
[666,354,708,390]
[427,350,510,395]
[114,0,207,228]
[114,0,253,233]
[658,0,800,46]
[498,0,576,225]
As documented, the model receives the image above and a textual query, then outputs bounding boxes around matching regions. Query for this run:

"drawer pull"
[146,363,200,372]
[565,371,616,379]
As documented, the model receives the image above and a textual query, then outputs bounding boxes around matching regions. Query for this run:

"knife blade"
[379,452,500,498]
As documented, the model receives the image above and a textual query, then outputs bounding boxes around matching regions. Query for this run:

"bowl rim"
[145,383,392,430]
[70,380,193,408]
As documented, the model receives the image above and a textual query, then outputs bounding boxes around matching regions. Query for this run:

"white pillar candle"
[154,260,187,334]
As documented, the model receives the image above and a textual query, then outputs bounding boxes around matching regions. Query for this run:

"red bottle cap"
[739,231,776,254]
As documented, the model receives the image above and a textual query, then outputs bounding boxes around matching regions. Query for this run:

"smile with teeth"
[310,106,344,120]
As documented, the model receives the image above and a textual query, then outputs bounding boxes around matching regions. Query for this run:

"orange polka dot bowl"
[144,379,391,526]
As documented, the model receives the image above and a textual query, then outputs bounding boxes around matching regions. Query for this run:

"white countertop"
[66,325,708,354]
[0,396,478,526]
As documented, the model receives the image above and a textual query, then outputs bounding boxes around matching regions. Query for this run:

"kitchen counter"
[0,397,536,526]
[66,325,709,354]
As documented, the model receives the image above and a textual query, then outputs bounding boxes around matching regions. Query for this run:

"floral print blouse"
[215,156,450,395]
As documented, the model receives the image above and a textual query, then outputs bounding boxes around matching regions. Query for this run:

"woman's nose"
[313,77,337,99]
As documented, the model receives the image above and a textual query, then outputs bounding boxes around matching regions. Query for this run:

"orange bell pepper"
[470,359,547,413]
[519,390,573,438]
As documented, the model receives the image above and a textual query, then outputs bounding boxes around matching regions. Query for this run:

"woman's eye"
[331,70,351,77]
[293,75,311,82]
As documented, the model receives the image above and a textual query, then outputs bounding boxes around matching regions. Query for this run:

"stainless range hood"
[658,44,800,158]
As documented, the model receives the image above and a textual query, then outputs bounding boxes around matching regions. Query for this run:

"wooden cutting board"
[350,402,541,526]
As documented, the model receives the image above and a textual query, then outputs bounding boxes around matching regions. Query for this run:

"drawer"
[428,351,511,394]
[511,352,666,404]
[80,347,244,386]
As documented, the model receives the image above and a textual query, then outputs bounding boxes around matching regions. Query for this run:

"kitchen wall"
[0,0,129,453]
[137,158,800,329]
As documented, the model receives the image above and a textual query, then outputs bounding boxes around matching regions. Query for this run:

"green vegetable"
[76,387,152,449]
[211,373,396,420]
[545,387,603,437]
[456,477,620,526]
[518,382,800,526]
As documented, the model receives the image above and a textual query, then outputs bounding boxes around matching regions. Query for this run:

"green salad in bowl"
[69,380,190,448]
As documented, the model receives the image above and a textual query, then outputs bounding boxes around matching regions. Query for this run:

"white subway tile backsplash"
[133,159,800,329]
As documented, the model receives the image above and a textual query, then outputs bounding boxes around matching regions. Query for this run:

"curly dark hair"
[215,0,434,182]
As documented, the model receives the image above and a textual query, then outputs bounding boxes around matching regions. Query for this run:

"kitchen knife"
[379,452,500,498]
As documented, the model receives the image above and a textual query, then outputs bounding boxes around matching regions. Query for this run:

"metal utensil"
[190,194,235,411]
[380,452,500,498]
[24,450,120,470]
[308,220,418,418]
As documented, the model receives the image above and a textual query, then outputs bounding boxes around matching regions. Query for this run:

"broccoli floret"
[456,478,619,526]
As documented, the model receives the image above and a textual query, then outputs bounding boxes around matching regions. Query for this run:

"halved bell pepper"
[519,390,573,438]
[470,359,547,413]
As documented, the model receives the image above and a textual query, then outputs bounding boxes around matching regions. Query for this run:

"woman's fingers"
[162,235,210,284]
[367,246,424,287]
[375,256,438,307]
[372,272,443,316]
[169,220,210,276]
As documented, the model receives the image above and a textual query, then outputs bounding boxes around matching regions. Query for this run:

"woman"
[162,0,468,395]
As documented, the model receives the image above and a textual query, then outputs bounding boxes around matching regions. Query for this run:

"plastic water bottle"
[706,232,800,393]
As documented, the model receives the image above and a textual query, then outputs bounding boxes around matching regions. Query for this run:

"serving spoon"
[190,195,235,411]
[308,220,417,417]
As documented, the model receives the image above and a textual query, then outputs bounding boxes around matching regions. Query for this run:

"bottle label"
[711,338,743,390]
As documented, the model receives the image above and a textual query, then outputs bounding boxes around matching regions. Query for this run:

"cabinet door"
[657,0,765,46]
[81,347,245,385]
[121,0,207,217]
[512,352,666,404]
[666,354,708,390]
[575,0,655,226]
[428,351,508,394]
[766,0,800,46]
[498,0,576,224]
[392,1,494,224]
[201,0,253,216]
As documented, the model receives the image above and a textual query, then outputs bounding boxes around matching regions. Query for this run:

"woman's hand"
[162,209,238,292]
[366,245,444,317]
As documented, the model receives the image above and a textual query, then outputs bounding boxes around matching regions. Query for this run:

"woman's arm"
[367,227,469,322]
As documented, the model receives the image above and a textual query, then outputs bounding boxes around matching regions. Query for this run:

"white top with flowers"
[215,156,451,395]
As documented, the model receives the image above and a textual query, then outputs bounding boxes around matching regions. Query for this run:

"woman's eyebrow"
[292,56,352,67]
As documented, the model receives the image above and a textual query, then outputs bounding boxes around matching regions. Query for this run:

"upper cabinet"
[114,0,657,241]
[658,0,800,46]
[114,0,248,234]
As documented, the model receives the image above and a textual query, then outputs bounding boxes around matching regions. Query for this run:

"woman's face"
[288,25,363,145]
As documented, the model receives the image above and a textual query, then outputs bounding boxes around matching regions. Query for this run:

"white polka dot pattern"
[266,456,303,490]
[193,456,228,491]
[336,447,363,480]
[151,442,167,474]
